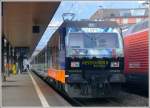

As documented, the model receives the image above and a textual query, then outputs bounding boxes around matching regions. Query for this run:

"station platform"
[2,72,71,107]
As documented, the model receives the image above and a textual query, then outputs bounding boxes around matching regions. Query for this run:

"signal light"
[71,62,80,67]
[111,62,119,67]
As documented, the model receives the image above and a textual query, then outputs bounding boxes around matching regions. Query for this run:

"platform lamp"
[32,18,40,34]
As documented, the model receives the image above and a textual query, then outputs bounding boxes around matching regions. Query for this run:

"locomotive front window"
[67,33,120,49]
[68,34,84,48]
[87,33,119,48]
[66,32,123,58]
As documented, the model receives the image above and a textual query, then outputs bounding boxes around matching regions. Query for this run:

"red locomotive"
[124,20,148,89]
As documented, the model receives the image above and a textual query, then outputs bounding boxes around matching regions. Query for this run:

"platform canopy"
[2,1,60,55]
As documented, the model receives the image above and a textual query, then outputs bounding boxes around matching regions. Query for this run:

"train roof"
[60,20,119,28]
[124,19,149,36]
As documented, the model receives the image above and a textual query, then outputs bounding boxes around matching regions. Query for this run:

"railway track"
[32,70,148,107]
[73,98,122,106]
[72,92,148,107]
[122,83,148,97]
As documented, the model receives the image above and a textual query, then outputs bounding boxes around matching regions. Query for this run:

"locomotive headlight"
[71,62,80,68]
[111,62,119,67]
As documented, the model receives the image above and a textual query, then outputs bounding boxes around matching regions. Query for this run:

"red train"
[124,20,148,88]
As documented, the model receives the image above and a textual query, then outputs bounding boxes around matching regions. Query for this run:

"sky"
[55,0,145,21]
[30,0,148,60]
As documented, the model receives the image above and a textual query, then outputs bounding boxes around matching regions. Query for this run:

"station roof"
[2,2,60,54]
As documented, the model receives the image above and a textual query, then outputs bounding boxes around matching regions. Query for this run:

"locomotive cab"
[62,21,125,98]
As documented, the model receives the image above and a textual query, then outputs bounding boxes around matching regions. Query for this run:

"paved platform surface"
[2,72,71,107]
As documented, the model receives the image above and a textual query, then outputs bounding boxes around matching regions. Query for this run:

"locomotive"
[32,21,125,98]
[124,20,148,89]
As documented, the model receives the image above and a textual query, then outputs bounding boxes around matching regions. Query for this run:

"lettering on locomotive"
[82,60,108,67]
